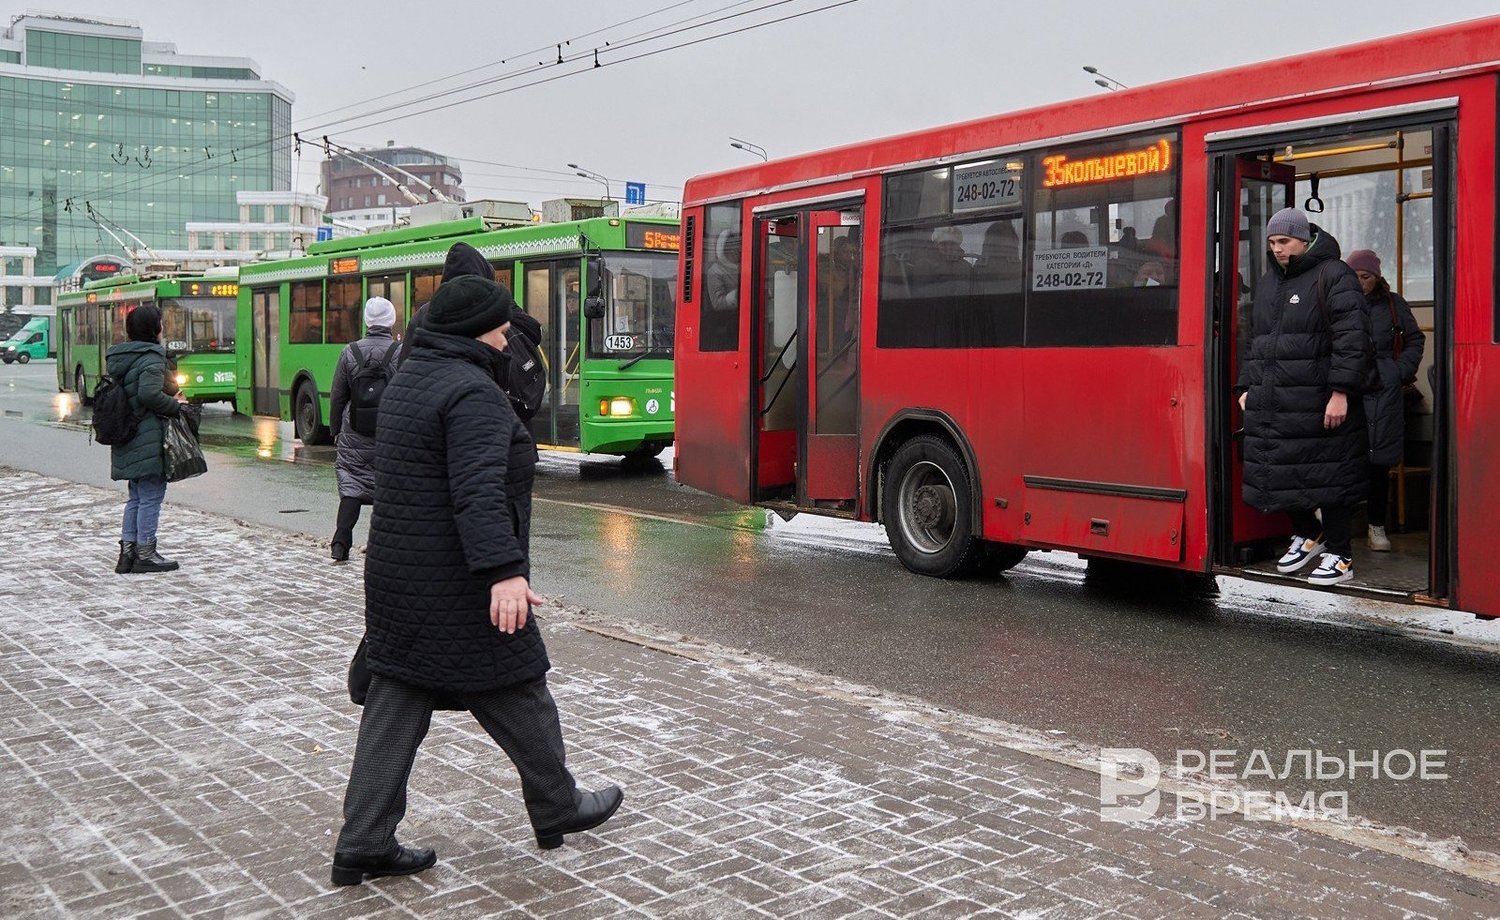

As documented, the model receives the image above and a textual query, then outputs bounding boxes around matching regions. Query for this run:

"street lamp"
[728,136,768,162]
[1082,65,1128,91]
[567,162,612,201]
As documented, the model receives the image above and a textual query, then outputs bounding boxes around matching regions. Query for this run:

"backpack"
[505,333,547,421]
[348,342,399,437]
[91,357,143,446]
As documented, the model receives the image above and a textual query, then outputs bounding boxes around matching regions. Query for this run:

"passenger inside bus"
[926,226,974,295]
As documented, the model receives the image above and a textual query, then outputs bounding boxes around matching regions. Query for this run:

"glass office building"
[0,14,293,295]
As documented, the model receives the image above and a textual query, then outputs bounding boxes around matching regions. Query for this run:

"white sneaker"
[1276,535,1326,573]
[1307,553,1354,586]
[1368,525,1391,552]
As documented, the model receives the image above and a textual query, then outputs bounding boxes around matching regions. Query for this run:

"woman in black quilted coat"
[331,275,622,888]
[1236,208,1373,587]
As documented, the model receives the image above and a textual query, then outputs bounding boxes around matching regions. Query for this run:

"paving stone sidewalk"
[2,468,1498,919]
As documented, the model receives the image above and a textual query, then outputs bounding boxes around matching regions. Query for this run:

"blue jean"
[122,476,168,544]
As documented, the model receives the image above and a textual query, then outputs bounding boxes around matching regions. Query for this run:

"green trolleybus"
[234,213,679,457]
[56,267,241,406]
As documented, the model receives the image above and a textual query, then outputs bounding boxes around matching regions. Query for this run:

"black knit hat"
[425,275,514,337]
[441,241,494,283]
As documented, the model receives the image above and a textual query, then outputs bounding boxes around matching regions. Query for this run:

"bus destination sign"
[626,224,680,251]
[1042,138,1173,189]
[330,256,360,275]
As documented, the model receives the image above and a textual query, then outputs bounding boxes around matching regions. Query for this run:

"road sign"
[625,181,646,205]
[315,226,334,242]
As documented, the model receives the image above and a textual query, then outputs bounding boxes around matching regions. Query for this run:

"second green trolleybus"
[235,212,679,458]
[56,267,241,406]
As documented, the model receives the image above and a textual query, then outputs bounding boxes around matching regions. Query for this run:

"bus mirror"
[586,258,605,298]
[584,296,606,320]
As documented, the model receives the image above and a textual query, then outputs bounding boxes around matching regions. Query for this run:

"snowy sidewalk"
[2,468,1498,919]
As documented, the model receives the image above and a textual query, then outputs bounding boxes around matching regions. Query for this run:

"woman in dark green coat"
[108,305,184,574]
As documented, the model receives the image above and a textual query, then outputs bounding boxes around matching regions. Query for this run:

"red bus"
[675,16,1500,618]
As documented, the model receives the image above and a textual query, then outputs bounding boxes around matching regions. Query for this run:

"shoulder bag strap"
[1386,294,1404,357]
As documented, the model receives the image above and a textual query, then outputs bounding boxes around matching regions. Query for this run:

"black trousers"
[1367,464,1390,528]
[1289,506,1353,558]
[335,672,580,858]
[332,496,366,550]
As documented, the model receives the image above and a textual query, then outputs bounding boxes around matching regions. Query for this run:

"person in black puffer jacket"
[326,296,400,562]
[331,275,622,888]
[1236,208,1374,587]
[107,305,185,575]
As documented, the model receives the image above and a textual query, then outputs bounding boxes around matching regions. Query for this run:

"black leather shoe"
[115,541,136,575]
[535,785,624,849]
[330,844,437,886]
[331,542,350,563]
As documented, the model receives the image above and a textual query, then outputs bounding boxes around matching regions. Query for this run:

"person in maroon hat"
[1346,249,1426,552]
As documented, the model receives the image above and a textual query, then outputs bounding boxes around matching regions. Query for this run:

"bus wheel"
[622,443,667,461]
[883,434,983,578]
[293,382,330,445]
[16,353,29,365]
[76,367,93,406]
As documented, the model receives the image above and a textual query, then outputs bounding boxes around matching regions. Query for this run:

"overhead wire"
[5,0,859,228]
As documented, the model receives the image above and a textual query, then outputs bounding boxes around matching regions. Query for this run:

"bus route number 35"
[605,334,637,351]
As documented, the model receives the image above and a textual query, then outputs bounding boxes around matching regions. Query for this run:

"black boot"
[115,541,137,575]
[330,844,436,886]
[131,541,180,573]
[534,785,624,849]
[331,541,349,563]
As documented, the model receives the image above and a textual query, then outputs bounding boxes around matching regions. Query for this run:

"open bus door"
[751,207,863,509]
[1216,157,1295,563]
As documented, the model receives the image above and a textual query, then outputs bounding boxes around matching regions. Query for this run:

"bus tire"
[17,353,29,365]
[623,443,667,461]
[76,367,93,406]
[293,382,330,445]
[883,434,984,578]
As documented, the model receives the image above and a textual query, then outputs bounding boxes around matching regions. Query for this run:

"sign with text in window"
[1031,247,1108,290]
[952,160,1023,212]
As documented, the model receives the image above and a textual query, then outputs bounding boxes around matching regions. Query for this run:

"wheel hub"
[911,485,948,528]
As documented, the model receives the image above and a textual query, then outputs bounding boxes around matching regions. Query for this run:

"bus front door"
[1217,156,1295,562]
[250,288,279,416]
[801,211,861,506]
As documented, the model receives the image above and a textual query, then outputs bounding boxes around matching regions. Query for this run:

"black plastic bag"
[163,414,207,483]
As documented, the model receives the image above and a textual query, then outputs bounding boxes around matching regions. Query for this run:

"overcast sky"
[18,0,1500,207]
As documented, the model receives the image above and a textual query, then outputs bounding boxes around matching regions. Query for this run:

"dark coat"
[1236,226,1374,512]
[329,328,398,501]
[106,341,181,481]
[1362,287,1426,467]
[363,328,546,693]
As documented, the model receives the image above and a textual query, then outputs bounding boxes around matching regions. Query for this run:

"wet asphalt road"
[6,359,1499,852]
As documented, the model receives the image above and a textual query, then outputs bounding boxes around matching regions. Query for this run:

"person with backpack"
[105,305,186,574]
[401,241,547,423]
[328,296,401,563]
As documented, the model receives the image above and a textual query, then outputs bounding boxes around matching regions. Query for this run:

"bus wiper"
[618,349,666,371]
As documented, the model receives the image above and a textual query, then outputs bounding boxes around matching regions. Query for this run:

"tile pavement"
[2,468,1498,919]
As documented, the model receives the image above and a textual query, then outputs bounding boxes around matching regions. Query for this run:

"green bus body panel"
[235,217,680,457]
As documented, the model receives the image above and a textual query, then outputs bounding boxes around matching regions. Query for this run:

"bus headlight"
[176,373,188,385]
[599,397,635,417]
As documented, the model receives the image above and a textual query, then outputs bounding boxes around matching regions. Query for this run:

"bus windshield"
[161,297,236,354]
[587,252,677,360]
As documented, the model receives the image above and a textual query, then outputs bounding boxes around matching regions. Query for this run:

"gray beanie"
[1265,207,1311,242]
